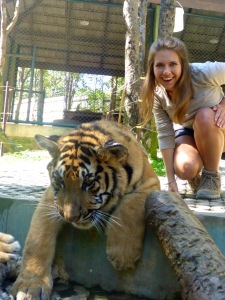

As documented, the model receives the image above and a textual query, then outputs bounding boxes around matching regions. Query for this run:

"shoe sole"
[196,194,221,200]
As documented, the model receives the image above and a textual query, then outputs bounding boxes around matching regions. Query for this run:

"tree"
[139,0,148,78]
[149,0,176,158]
[158,0,176,38]
[123,0,141,129]
[0,0,20,115]
[64,72,80,111]
[0,0,20,152]
[14,68,31,121]
[107,76,117,120]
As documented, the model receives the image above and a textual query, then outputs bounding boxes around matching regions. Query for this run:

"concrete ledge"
[5,122,76,138]
[1,197,225,299]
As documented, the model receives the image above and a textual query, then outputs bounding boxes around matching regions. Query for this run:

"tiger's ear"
[35,134,59,158]
[97,139,128,161]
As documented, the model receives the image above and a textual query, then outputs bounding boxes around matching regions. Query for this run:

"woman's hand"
[212,99,225,128]
[168,179,179,193]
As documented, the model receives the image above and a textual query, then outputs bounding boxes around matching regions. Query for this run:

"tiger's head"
[35,125,129,231]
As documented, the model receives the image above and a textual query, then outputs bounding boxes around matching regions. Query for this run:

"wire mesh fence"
[4,1,225,126]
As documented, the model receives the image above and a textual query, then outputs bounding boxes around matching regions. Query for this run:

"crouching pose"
[141,36,225,199]
[11,120,160,299]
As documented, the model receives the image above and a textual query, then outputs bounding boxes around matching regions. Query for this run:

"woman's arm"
[153,96,176,150]
[161,148,179,193]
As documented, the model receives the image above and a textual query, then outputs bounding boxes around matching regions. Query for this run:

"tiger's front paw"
[0,233,21,262]
[106,231,143,271]
[11,271,52,300]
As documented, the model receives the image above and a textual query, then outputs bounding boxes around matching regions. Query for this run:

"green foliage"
[14,68,126,117]
[114,77,124,102]
[149,157,166,176]
[75,88,108,112]
[42,70,65,97]
[2,137,39,153]
[2,150,50,161]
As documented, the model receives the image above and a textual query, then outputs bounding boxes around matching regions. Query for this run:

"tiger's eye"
[52,170,65,189]
[82,174,95,190]
[84,177,94,185]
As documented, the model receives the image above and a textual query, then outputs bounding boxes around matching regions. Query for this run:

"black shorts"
[174,127,194,139]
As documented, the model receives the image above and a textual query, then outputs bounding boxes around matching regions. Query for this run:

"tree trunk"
[15,68,30,121]
[107,76,117,121]
[0,0,20,152]
[15,68,24,121]
[64,72,79,110]
[158,0,176,38]
[0,0,20,114]
[139,0,147,77]
[145,190,225,300]
[0,0,8,114]
[148,0,175,156]
[123,0,141,128]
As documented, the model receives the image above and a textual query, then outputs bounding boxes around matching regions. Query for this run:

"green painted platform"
[0,155,225,299]
[0,196,225,300]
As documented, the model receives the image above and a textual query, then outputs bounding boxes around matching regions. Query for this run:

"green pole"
[153,5,160,41]
[26,46,36,121]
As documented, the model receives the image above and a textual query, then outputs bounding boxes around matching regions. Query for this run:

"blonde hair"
[140,37,194,125]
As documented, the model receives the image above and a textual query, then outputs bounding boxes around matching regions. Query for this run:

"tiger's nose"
[62,205,81,222]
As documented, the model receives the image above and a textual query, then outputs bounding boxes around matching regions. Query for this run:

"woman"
[140,36,225,200]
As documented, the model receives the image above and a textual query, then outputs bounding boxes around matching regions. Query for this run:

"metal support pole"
[26,46,36,121]
[2,81,9,132]
[0,81,10,156]
[153,5,160,41]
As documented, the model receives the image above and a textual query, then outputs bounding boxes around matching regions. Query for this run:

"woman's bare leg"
[174,135,203,180]
[193,107,225,171]
[193,107,225,199]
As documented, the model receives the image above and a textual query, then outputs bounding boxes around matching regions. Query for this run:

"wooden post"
[145,190,225,300]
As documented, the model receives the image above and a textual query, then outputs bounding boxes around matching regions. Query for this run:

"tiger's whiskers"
[100,211,122,227]
[92,211,122,233]
[36,203,63,223]
[93,217,105,234]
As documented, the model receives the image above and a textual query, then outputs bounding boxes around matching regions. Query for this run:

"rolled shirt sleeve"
[153,94,175,150]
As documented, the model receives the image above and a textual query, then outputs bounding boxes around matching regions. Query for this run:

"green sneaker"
[187,174,201,193]
[196,168,221,200]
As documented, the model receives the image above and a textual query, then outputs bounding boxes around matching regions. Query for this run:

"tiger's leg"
[106,192,147,270]
[11,188,63,300]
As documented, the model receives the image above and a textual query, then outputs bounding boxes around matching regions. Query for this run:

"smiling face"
[153,49,182,93]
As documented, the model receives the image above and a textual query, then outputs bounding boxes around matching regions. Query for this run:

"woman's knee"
[193,107,214,131]
[174,159,200,180]
[174,144,202,179]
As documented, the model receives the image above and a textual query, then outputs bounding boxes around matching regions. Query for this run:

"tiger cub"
[11,120,160,299]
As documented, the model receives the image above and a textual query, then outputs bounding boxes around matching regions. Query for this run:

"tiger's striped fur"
[11,120,160,300]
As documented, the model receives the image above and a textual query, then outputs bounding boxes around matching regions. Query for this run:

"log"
[145,190,225,300]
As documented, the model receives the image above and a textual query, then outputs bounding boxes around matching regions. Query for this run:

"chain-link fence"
[6,0,126,125]
[175,10,225,63]
[4,1,225,126]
